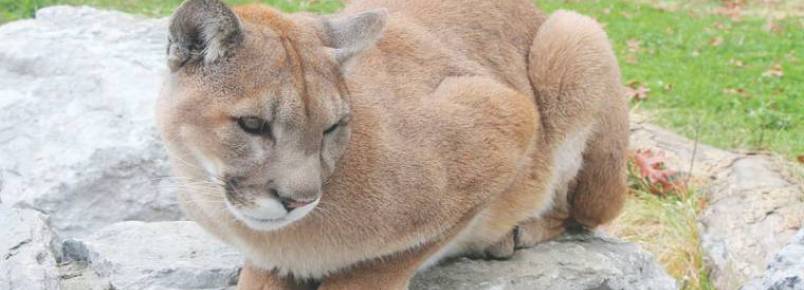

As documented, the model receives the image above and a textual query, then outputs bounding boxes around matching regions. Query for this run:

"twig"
[686,119,700,189]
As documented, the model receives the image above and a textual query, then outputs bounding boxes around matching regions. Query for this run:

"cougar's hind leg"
[515,179,572,248]
[568,119,628,229]
[526,10,628,230]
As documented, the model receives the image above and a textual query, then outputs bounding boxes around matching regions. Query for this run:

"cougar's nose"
[269,188,316,211]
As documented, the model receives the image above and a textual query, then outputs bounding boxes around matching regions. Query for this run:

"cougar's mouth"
[224,195,320,232]
[241,214,285,223]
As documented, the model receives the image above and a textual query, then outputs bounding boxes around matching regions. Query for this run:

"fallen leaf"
[625,84,650,101]
[626,39,641,53]
[716,1,743,21]
[656,3,679,13]
[709,36,724,46]
[729,58,745,67]
[628,86,642,98]
[697,197,708,211]
[723,87,750,97]
[765,17,783,33]
[762,63,784,78]
[625,53,639,64]
[624,86,636,99]
[632,149,685,195]
[621,11,633,19]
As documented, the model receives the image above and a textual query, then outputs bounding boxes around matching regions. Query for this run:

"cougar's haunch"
[156,0,628,289]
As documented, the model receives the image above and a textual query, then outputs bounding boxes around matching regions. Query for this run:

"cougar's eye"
[237,117,271,136]
[324,114,350,136]
[323,123,340,135]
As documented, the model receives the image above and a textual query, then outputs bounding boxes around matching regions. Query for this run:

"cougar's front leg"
[237,262,311,290]
[317,237,450,290]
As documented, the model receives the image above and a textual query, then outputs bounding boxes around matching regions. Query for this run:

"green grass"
[537,0,803,160]
[0,0,341,22]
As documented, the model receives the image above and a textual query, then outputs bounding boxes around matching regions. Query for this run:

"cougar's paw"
[483,229,517,260]
[514,217,566,249]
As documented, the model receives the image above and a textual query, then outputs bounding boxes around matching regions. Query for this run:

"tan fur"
[156,0,628,289]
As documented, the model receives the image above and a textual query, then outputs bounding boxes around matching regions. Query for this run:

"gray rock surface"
[0,6,180,237]
[56,220,675,290]
[0,206,61,290]
[629,115,740,178]
[411,233,677,290]
[757,228,804,290]
[60,221,242,290]
[630,116,804,290]
[702,156,803,290]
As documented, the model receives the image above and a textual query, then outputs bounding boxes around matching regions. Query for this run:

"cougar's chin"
[225,196,320,232]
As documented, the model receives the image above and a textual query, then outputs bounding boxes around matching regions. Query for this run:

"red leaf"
[625,85,650,101]
[632,149,684,195]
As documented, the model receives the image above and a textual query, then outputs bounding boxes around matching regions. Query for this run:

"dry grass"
[608,161,714,290]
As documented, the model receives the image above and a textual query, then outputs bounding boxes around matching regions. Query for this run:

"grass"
[0,0,342,22]
[537,0,803,160]
[610,160,714,290]
[612,189,713,290]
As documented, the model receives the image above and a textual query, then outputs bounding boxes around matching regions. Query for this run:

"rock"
[749,228,804,290]
[629,115,739,178]
[630,116,804,289]
[60,221,242,290]
[411,233,676,290]
[56,222,674,290]
[0,206,61,290]
[699,156,803,289]
[0,6,180,237]
[0,171,5,203]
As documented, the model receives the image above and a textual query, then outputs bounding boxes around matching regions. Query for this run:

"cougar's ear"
[167,0,243,72]
[324,9,388,65]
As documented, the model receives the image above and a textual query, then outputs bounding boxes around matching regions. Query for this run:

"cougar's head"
[156,0,387,231]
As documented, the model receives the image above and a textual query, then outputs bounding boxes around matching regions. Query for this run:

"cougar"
[156,0,628,288]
